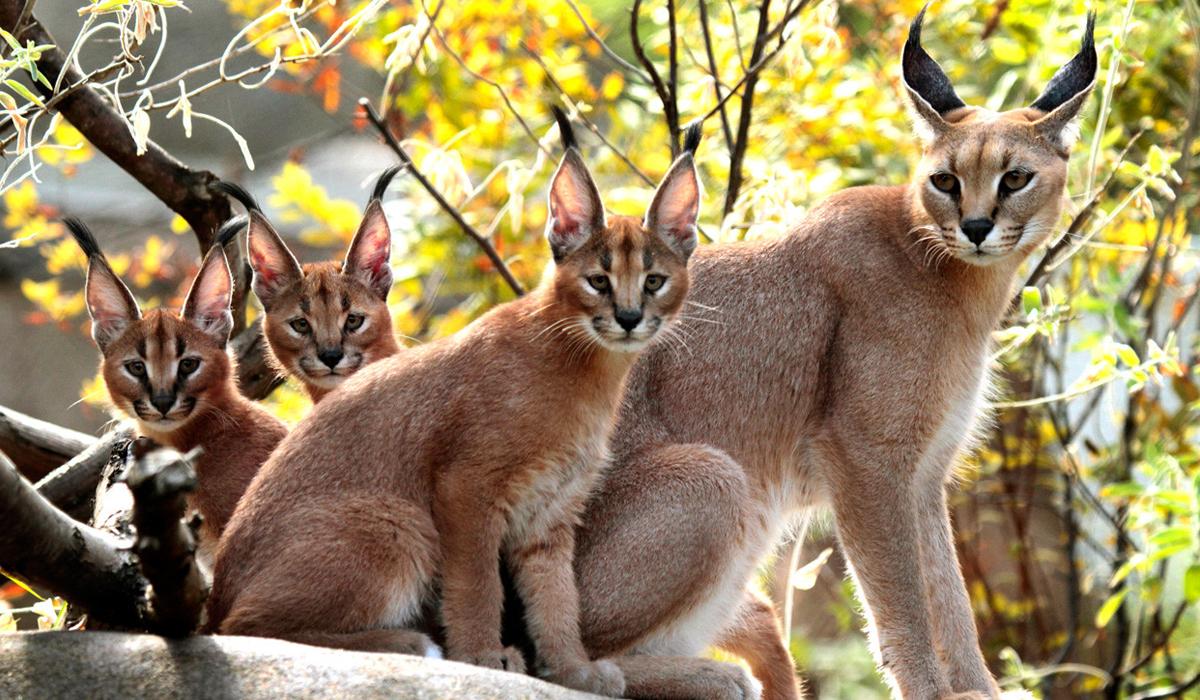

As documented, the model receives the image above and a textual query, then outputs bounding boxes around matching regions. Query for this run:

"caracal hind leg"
[217,496,439,652]
[917,479,999,695]
[715,590,802,700]
[822,439,955,699]
[575,443,753,659]
[508,520,624,696]
[613,655,762,700]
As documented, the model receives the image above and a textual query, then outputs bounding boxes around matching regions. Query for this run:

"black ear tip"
[370,163,406,203]
[62,217,103,260]
[1083,11,1096,49]
[682,121,703,155]
[214,181,262,214]
[907,3,931,46]
[551,105,577,151]
[215,216,247,248]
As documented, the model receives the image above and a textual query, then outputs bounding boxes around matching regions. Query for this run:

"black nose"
[961,218,994,245]
[614,308,643,332]
[317,348,344,369]
[150,393,175,416]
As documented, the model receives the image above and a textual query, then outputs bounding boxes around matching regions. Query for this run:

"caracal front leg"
[917,478,999,697]
[437,493,525,673]
[509,519,624,697]
[715,590,802,700]
[823,439,955,700]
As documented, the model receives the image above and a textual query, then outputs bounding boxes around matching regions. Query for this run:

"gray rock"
[0,632,604,700]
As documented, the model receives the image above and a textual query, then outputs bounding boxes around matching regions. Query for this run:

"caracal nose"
[961,218,994,245]
[317,348,344,369]
[614,308,643,332]
[150,392,175,416]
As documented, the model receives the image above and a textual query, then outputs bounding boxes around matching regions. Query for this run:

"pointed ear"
[343,200,393,301]
[245,211,302,311]
[645,125,702,259]
[1031,13,1097,152]
[182,246,234,345]
[84,259,141,352]
[901,6,965,142]
[62,218,141,351]
[546,149,605,261]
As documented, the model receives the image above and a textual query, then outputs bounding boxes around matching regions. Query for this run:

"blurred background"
[1,1,1198,697]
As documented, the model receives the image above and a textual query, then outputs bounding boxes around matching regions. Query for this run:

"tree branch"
[358,98,526,297]
[0,449,145,628]
[631,0,678,150]
[0,404,94,481]
[34,427,134,521]
[125,441,207,637]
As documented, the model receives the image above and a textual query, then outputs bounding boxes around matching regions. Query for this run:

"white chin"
[303,372,346,389]
[958,250,1007,267]
[599,336,652,353]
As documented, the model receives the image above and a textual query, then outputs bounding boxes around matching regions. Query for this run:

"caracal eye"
[290,318,311,334]
[930,172,958,193]
[644,274,666,293]
[1001,170,1032,192]
[179,357,200,375]
[125,360,146,377]
[587,274,610,292]
[344,313,365,332]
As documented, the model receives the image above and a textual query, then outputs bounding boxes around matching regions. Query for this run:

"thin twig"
[698,0,735,155]
[561,0,649,82]
[358,98,525,297]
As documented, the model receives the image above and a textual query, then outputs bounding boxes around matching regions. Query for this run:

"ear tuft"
[183,246,234,344]
[681,120,703,155]
[343,200,393,301]
[245,211,303,311]
[1030,12,1098,152]
[214,180,262,214]
[644,151,701,259]
[901,6,964,142]
[369,164,406,204]
[64,218,142,351]
[215,215,247,249]
[551,105,577,151]
[546,149,605,261]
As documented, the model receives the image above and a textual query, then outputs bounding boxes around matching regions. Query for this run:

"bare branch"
[358,98,526,297]
[631,0,678,149]
[698,0,735,155]
[0,449,145,628]
[35,427,134,521]
[0,405,94,481]
[562,0,649,82]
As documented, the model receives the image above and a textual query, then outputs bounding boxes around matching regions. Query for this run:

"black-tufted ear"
[545,107,605,262]
[1032,13,1097,152]
[901,5,965,141]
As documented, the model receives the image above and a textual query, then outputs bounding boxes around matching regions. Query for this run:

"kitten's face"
[101,311,232,433]
[260,263,395,389]
[916,110,1069,266]
[244,202,398,394]
[902,9,1095,267]
[554,216,690,352]
[544,144,700,353]
[73,225,237,435]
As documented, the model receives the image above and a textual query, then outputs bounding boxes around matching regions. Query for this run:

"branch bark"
[0,449,145,629]
[34,427,134,521]
[0,404,94,481]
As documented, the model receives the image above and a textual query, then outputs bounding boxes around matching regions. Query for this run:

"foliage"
[2,0,1199,697]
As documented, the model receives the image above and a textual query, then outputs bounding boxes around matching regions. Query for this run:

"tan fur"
[72,227,286,557]
[242,199,400,403]
[560,16,1096,700]
[206,142,709,696]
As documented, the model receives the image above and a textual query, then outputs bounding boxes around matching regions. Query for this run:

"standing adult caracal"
[554,10,1097,700]
[67,219,286,555]
[216,167,402,403]
[205,111,707,695]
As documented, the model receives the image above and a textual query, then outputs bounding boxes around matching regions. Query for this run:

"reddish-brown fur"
[205,131,726,696]
[549,13,1096,700]
[70,221,286,558]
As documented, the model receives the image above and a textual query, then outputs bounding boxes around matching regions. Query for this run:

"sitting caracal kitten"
[545,11,1098,700]
[215,167,402,403]
[205,112,704,696]
[67,218,287,556]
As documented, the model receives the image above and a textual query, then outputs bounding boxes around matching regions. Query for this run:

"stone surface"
[0,631,603,700]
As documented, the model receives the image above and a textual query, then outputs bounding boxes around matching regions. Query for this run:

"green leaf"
[1095,589,1128,628]
[1021,287,1043,315]
[1185,565,1200,604]
[1115,344,1139,368]
[4,78,43,108]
